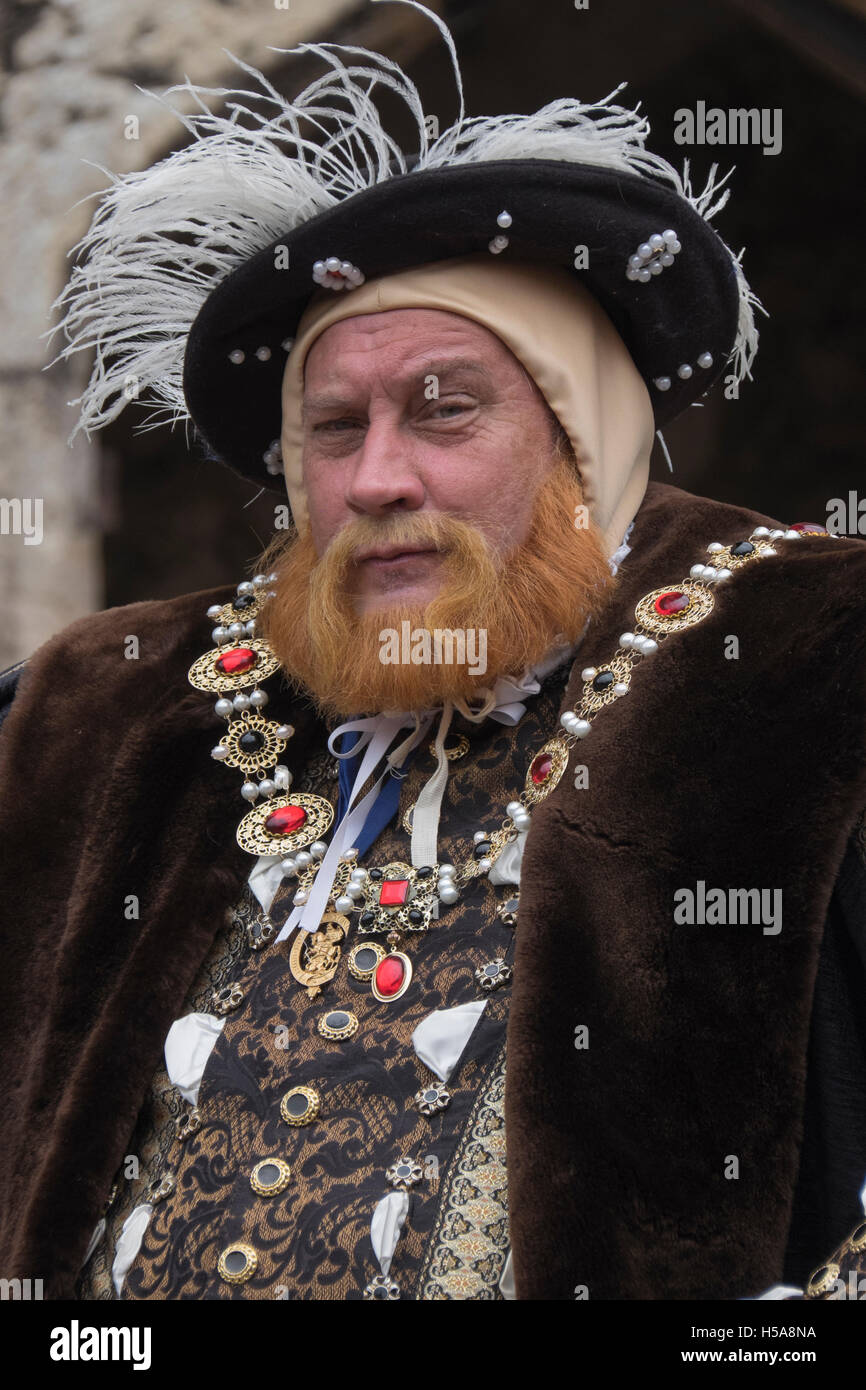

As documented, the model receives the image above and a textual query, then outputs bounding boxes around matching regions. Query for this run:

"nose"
[344,417,426,516]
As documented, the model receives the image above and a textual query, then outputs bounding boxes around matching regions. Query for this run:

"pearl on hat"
[312,257,365,290]
[496,210,512,228]
[697,351,713,369]
[653,376,672,391]
[625,229,681,282]
[228,349,245,365]
[677,363,693,379]
[255,346,271,362]
[488,235,509,254]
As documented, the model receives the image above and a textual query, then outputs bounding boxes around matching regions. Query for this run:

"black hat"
[51,1,762,493]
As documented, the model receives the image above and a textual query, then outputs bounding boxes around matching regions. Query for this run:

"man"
[1,6,865,1301]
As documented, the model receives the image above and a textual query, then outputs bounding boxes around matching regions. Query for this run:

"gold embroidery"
[419,1043,509,1300]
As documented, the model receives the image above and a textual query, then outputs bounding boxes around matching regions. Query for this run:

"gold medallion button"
[218,1242,258,1284]
[250,1157,292,1197]
[280,1085,321,1126]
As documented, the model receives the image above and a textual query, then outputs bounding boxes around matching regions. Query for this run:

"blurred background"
[0,0,863,669]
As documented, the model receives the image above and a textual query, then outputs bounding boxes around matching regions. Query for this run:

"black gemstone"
[232,594,256,612]
[407,909,424,925]
[326,1011,349,1029]
[731,541,755,557]
[359,911,375,927]
[369,869,383,881]
[239,730,265,753]
[373,1285,389,1299]
[224,1250,248,1274]
[592,670,615,692]
[257,1163,281,1186]
[285,1093,309,1118]
[473,840,492,860]
[354,948,378,971]
[416,866,433,878]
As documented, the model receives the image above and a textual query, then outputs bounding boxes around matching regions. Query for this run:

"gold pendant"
[236,792,334,856]
[288,912,348,999]
[370,949,413,1003]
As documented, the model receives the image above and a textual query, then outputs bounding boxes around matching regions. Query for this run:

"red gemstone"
[790,522,826,534]
[215,646,258,676]
[654,590,690,617]
[530,752,553,785]
[375,955,406,997]
[264,804,307,836]
[379,878,409,907]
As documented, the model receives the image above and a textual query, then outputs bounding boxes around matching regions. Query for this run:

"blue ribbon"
[335,729,420,859]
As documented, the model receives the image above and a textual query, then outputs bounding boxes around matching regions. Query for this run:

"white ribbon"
[411,1001,487,1083]
[112,1203,154,1297]
[370,1191,410,1277]
[164,1012,225,1106]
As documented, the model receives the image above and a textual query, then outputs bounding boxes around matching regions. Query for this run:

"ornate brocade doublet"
[77,664,571,1300]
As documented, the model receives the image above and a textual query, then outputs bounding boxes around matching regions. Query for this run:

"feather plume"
[46,0,763,443]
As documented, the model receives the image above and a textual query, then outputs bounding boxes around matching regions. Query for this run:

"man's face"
[301,308,562,614]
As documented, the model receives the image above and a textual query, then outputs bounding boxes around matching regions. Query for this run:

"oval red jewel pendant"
[264,804,307,836]
[215,646,258,676]
[654,589,690,617]
[371,951,413,1003]
[529,752,553,785]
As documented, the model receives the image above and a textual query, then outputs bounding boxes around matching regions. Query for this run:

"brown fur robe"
[1,480,865,1299]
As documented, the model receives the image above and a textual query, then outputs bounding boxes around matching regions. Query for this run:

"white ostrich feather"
[46,0,763,444]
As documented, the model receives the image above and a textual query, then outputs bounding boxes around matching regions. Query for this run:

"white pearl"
[573,719,592,738]
[637,268,651,283]
[207,604,223,620]
[659,252,674,267]
[560,712,577,732]
[753,526,769,537]
[274,765,291,791]
[244,620,256,635]
[697,351,713,369]
[625,267,639,282]
[506,801,523,817]
[497,210,512,228]
[690,564,705,579]
[649,260,664,275]
[513,814,531,831]
[276,725,295,740]
[232,693,250,712]
[707,542,724,553]
[677,363,693,380]
[281,858,298,877]
[653,377,671,392]
[294,890,309,906]
[473,831,487,844]
[267,571,279,583]
[252,574,267,587]
[255,346,271,362]
[669,239,682,254]
[638,242,652,260]
[478,857,492,872]
[613,682,629,695]
[628,254,642,270]
[649,233,665,251]
[214,698,233,718]
[228,622,244,638]
[349,868,368,884]
[581,666,597,680]
[784,529,800,540]
[334,895,355,913]
[212,626,227,645]
[342,847,359,861]
[249,689,268,707]
[241,782,259,801]
[295,850,312,868]
[211,745,228,760]
[763,546,776,556]
[237,580,255,595]
[258,779,276,798]
[228,349,245,365]
[438,864,456,879]
[714,568,733,582]
[663,228,678,244]
[438,884,459,905]
[639,637,658,654]
[346,882,364,899]
[325,257,341,272]
[769,529,784,540]
[310,841,327,859]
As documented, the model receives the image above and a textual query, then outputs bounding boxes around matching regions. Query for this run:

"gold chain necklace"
[189,523,829,1003]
